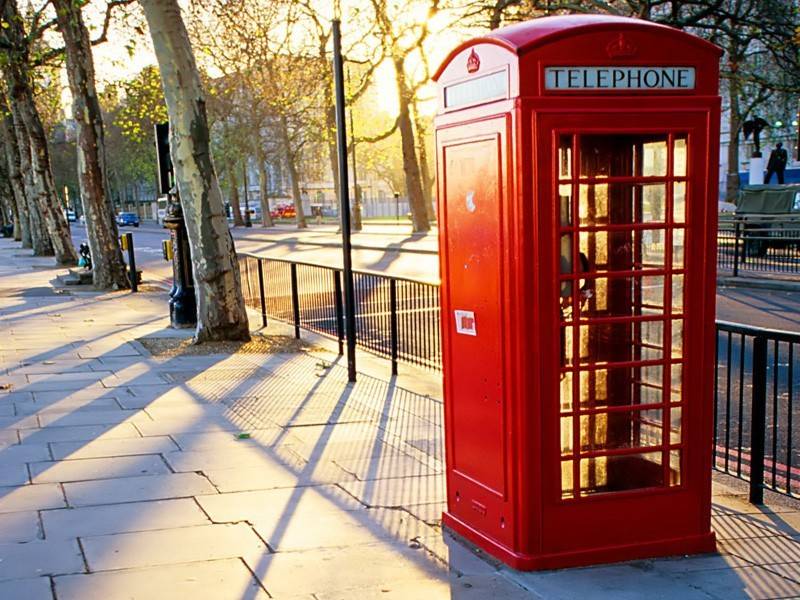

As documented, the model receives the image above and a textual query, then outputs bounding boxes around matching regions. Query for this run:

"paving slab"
[339,474,447,508]
[81,523,268,571]
[0,510,41,542]
[314,574,532,600]
[203,461,354,493]
[54,558,269,600]
[247,542,449,597]
[196,486,364,524]
[38,409,146,428]
[42,498,210,539]
[0,538,84,581]
[0,483,65,513]
[0,576,54,600]
[14,397,122,415]
[30,454,170,483]
[63,472,217,506]
[49,435,178,460]
[19,422,141,443]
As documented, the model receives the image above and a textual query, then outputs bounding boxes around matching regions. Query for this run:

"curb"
[717,276,800,292]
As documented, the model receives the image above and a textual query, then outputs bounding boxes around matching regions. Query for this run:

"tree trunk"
[140,0,249,343]
[393,58,429,233]
[227,161,244,227]
[725,81,742,202]
[1,0,76,265]
[256,149,273,227]
[325,105,341,224]
[0,108,30,246]
[412,103,435,222]
[279,116,307,229]
[11,104,52,256]
[54,0,129,289]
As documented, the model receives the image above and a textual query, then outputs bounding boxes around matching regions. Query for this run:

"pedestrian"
[765,142,788,184]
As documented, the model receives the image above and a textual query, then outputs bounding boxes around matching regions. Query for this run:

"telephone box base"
[443,511,717,571]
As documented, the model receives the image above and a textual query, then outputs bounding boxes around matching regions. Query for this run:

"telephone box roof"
[433,14,721,81]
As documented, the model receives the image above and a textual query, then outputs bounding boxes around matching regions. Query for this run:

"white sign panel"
[544,66,695,91]
[454,310,477,336]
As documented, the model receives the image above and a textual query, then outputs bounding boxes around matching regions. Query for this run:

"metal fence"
[239,252,800,503]
[718,214,800,276]
[714,321,800,501]
[238,253,441,373]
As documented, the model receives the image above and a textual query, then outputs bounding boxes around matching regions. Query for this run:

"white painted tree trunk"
[140,0,249,342]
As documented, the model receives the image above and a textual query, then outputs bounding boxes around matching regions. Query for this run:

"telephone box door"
[538,110,714,556]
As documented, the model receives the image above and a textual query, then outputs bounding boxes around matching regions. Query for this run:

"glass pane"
[561,460,574,497]
[561,416,574,455]
[578,184,666,226]
[673,228,685,268]
[672,274,684,310]
[673,182,686,223]
[560,234,573,298]
[671,319,683,358]
[580,275,664,318]
[580,410,663,452]
[579,366,663,409]
[642,184,667,222]
[578,321,663,365]
[562,325,575,366]
[673,137,687,177]
[579,134,668,178]
[560,371,573,411]
[670,407,682,443]
[559,135,572,179]
[642,139,668,177]
[671,364,682,403]
[579,451,664,495]
[670,450,681,485]
[638,229,667,268]
[560,184,572,225]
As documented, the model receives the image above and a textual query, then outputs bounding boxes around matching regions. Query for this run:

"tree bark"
[256,149,273,227]
[392,58,429,233]
[1,0,76,265]
[53,0,129,289]
[227,160,244,227]
[10,104,52,256]
[0,108,30,246]
[140,0,249,343]
[279,115,307,229]
[412,103,435,221]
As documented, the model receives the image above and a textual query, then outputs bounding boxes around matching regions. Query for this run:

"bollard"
[163,188,197,328]
[119,232,138,293]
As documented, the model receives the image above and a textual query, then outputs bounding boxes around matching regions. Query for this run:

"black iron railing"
[718,214,800,276]
[238,253,441,373]
[239,252,800,502]
[715,321,800,501]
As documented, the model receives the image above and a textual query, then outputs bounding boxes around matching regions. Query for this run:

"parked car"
[117,212,140,227]
[65,209,77,223]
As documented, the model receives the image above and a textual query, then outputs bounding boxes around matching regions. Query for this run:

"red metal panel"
[438,116,515,546]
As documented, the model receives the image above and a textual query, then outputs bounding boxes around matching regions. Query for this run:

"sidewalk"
[1,237,800,599]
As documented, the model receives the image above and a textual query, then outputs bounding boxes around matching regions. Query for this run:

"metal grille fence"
[718,215,800,276]
[238,253,441,372]
[239,252,800,503]
[714,322,800,502]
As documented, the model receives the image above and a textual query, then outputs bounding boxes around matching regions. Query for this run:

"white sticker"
[465,191,476,213]
[454,310,477,336]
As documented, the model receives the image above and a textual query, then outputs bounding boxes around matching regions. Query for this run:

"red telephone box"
[434,15,721,570]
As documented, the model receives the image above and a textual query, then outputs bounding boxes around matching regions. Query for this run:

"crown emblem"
[606,34,637,58]
[467,49,480,73]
